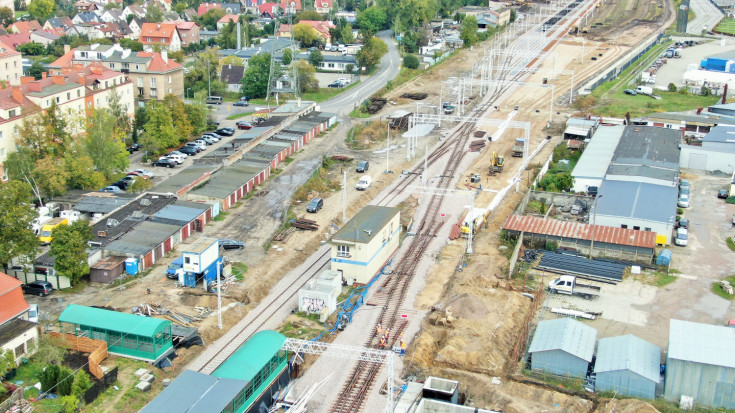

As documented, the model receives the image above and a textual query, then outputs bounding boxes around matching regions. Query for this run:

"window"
[0,131,2,140]
[151,89,157,98]
[0,148,5,158]
[77,90,81,97]
[8,109,16,117]
[168,88,172,94]
[151,78,157,87]
[337,245,350,257]
[67,92,70,100]
[14,343,25,358]
[328,63,334,68]
[644,227,651,231]
[137,77,143,87]
[621,225,628,229]
[110,63,115,68]
[13,125,18,134]
[147,37,151,42]
[184,256,190,264]
[55,97,60,104]
[168,76,172,84]
[46,100,50,107]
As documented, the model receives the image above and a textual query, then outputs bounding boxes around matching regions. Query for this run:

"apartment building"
[175,21,200,47]
[49,43,184,104]
[0,65,134,180]
[0,42,22,86]
[139,23,182,52]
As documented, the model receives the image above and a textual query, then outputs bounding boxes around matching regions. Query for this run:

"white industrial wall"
[680,145,735,173]
[572,177,602,193]
[594,214,672,244]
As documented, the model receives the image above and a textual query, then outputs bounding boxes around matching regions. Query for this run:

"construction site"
[13,0,732,410]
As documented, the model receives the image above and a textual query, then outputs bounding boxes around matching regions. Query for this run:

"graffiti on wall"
[302,297,325,313]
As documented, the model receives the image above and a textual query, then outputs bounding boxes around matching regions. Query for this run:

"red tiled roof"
[502,214,656,249]
[0,40,20,57]
[197,2,222,16]
[0,32,31,49]
[314,0,333,8]
[8,20,42,33]
[176,21,198,30]
[0,273,29,325]
[50,49,75,69]
[145,51,183,72]
[140,22,178,44]
[218,14,240,24]
[259,3,279,15]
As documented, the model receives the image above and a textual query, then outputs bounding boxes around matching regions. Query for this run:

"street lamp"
[589,194,603,258]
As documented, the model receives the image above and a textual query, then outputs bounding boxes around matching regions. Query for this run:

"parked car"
[623,89,637,95]
[184,142,202,152]
[28,303,39,323]
[237,121,253,130]
[306,197,323,213]
[100,185,122,193]
[678,217,689,229]
[679,179,690,191]
[675,228,688,247]
[129,169,154,178]
[152,158,177,168]
[200,136,216,145]
[679,187,690,196]
[179,146,198,155]
[193,140,208,149]
[328,81,345,88]
[219,239,245,250]
[22,280,53,297]
[254,117,266,125]
[161,154,184,164]
[356,160,369,172]
[215,128,235,136]
[167,151,188,159]
[234,100,249,107]
[719,189,729,199]
[112,180,132,190]
[677,194,690,208]
[240,96,250,102]
[205,96,223,104]
[126,143,141,153]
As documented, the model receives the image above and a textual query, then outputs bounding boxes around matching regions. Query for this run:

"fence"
[0,388,26,412]
[49,332,107,379]
[9,270,71,290]
[507,232,525,279]
[510,282,545,366]
[83,366,118,404]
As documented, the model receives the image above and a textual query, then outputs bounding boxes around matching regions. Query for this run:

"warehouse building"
[571,125,624,193]
[665,319,735,409]
[528,318,597,378]
[594,335,661,399]
[330,206,401,285]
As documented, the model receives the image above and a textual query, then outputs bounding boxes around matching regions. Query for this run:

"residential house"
[99,8,124,23]
[0,272,38,365]
[0,0,13,14]
[0,41,22,86]
[139,22,182,51]
[158,0,172,11]
[74,1,98,12]
[29,30,60,45]
[0,33,30,50]
[197,2,222,15]
[43,17,74,32]
[279,0,301,14]
[163,11,182,23]
[314,0,333,14]
[6,20,42,34]
[176,21,200,47]
[72,11,100,24]
[50,43,184,104]
[222,2,242,14]
[87,0,123,6]
[183,8,197,21]
[278,20,335,43]
[220,64,244,92]
[217,14,241,30]
[200,30,219,42]
[259,3,280,18]
[122,4,147,21]
[129,18,146,39]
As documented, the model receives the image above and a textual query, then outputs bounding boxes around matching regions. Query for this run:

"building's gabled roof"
[0,32,31,49]
[703,124,735,143]
[175,21,198,30]
[46,17,74,30]
[594,335,661,383]
[220,64,244,84]
[8,20,42,33]
[59,304,171,337]
[668,319,735,369]
[570,125,624,181]
[31,30,60,41]
[0,319,37,347]
[0,272,29,326]
[75,12,99,23]
[140,22,178,42]
[138,51,183,72]
[331,206,400,244]
[259,2,280,15]
[218,14,241,24]
[0,40,20,58]
[212,330,286,382]
[528,318,597,362]
[140,370,246,413]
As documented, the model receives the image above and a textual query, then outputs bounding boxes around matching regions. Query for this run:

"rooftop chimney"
[11,86,23,103]
[64,44,70,54]
[51,75,65,86]
[41,72,47,79]
[20,76,34,85]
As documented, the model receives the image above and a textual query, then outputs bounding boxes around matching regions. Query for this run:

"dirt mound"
[594,399,659,413]
[447,294,488,320]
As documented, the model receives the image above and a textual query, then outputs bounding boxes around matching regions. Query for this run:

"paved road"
[687,0,724,34]
[320,30,401,115]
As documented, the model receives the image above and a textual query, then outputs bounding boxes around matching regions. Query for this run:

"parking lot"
[540,170,735,349]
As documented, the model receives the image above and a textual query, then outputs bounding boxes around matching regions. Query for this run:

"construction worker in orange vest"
[384,328,390,343]
[400,334,406,356]
[376,324,382,338]
[379,336,386,348]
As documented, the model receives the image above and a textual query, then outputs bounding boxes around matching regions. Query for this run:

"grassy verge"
[231,262,248,281]
[711,275,735,300]
[279,319,323,339]
[213,211,230,222]
[715,18,735,35]
[301,81,361,102]
[652,271,678,287]
[727,237,735,251]
[345,120,388,150]
[292,157,343,202]
[225,111,254,120]
[349,107,372,118]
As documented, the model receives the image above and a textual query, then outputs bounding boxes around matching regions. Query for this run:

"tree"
[56,366,74,396]
[119,38,143,51]
[510,8,517,23]
[667,82,678,92]
[308,49,323,67]
[356,36,387,70]
[103,1,120,9]
[357,6,386,38]
[28,0,54,21]
[28,61,48,80]
[282,48,293,65]
[33,156,69,197]
[340,23,355,44]
[198,8,225,30]
[39,364,60,392]
[0,349,14,375]
[145,2,164,23]
[4,147,44,204]
[221,55,244,66]
[71,371,92,400]
[296,60,318,93]
[163,94,193,143]
[403,54,419,69]
[84,110,128,181]
[0,7,13,27]
[185,92,208,134]
[241,53,280,99]
[346,63,354,73]
[295,10,323,21]
[108,87,131,135]
[460,15,477,46]
[129,176,154,193]
[142,101,176,154]
[185,48,224,97]
[59,395,79,413]
[293,22,320,47]
[49,219,92,285]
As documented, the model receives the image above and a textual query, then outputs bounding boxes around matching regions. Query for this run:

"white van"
[675,228,688,247]
[356,175,372,190]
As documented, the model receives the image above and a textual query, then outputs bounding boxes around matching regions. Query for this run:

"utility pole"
[216,252,222,329]
[207,59,211,97]
[385,122,390,173]
[342,171,347,223]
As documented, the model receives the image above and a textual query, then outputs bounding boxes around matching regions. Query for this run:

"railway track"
[190,247,332,374]
[329,1,594,412]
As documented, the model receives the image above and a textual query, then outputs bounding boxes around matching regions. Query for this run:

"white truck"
[548,275,601,300]
[635,85,653,96]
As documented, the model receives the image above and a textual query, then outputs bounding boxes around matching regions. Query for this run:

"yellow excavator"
[490,152,504,175]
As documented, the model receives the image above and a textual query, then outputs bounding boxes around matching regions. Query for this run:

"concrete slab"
[135,381,151,392]
[133,368,149,377]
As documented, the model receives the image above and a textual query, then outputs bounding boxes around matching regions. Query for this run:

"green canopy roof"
[59,304,171,337]
[212,330,286,382]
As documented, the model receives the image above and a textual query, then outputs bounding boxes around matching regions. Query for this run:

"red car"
[237,121,253,130]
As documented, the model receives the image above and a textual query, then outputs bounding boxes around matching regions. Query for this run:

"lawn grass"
[711,275,735,300]
[727,237,735,251]
[715,18,735,35]
[590,89,720,118]
[212,211,230,222]
[652,271,678,287]
[231,262,248,281]
[349,107,372,118]
[225,111,253,120]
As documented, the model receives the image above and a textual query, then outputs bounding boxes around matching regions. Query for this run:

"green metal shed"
[58,304,173,363]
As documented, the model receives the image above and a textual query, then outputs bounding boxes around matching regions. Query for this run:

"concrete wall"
[665,358,735,409]
[680,145,735,173]
[596,370,656,399]
[331,213,401,285]
[531,350,589,378]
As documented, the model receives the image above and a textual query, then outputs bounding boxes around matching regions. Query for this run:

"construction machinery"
[489,152,504,175]
[512,138,526,157]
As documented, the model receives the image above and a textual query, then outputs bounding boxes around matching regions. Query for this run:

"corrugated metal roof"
[594,180,678,225]
[571,125,624,180]
[104,221,181,255]
[612,126,680,170]
[528,318,597,362]
[73,196,131,214]
[152,204,205,224]
[501,215,656,248]
[564,125,591,137]
[331,206,400,244]
[594,334,661,383]
[703,124,735,143]
[140,369,245,413]
[668,319,735,369]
